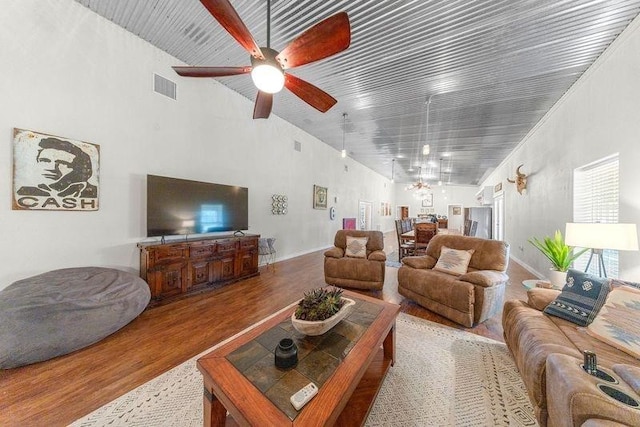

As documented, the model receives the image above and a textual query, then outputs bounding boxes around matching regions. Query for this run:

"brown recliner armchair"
[398,234,509,327]
[324,230,386,290]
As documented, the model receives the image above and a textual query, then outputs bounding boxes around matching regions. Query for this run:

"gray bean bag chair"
[0,267,150,369]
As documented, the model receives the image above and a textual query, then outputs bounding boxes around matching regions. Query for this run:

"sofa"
[324,230,386,290]
[397,234,509,327]
[503,287,640,427]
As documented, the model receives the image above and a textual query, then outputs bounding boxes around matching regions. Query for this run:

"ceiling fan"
[173,0,351,119]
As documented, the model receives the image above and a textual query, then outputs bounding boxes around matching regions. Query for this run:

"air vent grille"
[153,73,176,100]
[294,140,301,152]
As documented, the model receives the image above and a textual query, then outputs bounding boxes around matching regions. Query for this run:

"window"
[573,153,619,276]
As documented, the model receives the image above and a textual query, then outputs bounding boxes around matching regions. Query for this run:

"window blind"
[572,153,619,276]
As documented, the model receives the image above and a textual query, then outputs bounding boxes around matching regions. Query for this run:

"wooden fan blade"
[276,12,350,69]
[172,66,251,77]
[284,74,337,113]
[200,0,263,59]
[253,91,273,119]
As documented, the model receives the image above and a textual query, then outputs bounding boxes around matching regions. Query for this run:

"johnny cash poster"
[13,128,100,211]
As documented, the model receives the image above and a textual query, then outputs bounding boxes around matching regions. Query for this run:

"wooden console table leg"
[383,323,396,366]
[203,387,227,427]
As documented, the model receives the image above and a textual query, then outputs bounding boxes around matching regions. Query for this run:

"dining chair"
[413,222,438,255]
[395,220,414,261]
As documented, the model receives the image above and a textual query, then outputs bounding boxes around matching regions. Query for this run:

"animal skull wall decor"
[507,164,528,194]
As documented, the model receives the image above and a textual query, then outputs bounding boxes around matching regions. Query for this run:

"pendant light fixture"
[405,166,430,191]
[391,159,395,183]
[406,95,434,193]
[341,112,347,158]
[423,96,432,158]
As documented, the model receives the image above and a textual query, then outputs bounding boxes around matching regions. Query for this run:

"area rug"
[71,313,537,427]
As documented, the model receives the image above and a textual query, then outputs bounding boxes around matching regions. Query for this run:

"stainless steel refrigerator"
[464,207,493,239]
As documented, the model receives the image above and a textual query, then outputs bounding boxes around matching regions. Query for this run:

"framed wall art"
[12,128,100,211]
[421,193,434,207]
[313,185,327,209]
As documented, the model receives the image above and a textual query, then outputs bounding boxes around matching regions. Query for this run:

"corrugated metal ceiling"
[75,0,640,185]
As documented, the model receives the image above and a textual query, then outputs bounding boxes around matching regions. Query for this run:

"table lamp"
[565,223,639,277]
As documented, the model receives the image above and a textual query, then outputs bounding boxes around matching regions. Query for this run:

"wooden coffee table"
[197,290,400,426]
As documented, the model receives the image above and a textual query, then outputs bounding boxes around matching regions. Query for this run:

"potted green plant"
[528,230,588,288]
[291,287,355,335]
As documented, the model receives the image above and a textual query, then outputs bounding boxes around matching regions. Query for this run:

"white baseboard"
[509,255,544,279]
[261,245,333,265]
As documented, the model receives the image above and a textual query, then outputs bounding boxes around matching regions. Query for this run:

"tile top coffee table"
[197,290,400,426]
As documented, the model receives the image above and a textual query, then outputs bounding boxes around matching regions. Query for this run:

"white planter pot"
[548,269,568,290]
[291,298,356,336]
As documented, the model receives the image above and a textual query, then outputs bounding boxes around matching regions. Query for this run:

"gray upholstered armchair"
[324,230,386,290]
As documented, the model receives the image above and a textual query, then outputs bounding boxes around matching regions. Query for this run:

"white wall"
[394,183,479,223]
[480,14,640,281]
[0,0,394,288]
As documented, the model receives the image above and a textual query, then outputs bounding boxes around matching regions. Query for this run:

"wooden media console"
[138,234,259,305]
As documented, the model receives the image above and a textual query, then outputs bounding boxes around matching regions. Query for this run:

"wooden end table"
[197,290,399,426]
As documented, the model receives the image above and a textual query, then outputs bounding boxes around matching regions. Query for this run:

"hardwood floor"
[0,232,535,426]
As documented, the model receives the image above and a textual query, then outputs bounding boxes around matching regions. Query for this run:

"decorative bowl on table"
[290,287,355,336]
[291,297,355,336]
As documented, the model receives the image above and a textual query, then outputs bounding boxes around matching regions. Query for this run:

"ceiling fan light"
[251,64,284,93]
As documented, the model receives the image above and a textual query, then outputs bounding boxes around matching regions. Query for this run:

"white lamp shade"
[565,223,639,251]
[250,64,285,93]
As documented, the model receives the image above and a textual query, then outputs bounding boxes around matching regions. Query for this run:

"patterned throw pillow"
[543,269,611,326]
[345,236,368,258]
[433,246,474,276]
[587,285,640,359]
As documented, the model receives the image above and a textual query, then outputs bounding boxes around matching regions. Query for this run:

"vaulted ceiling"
[76,0,640,185]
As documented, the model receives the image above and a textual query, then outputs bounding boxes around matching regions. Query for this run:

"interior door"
[397,205,409,219]
[359,201,373,230]
[447,204,464,233]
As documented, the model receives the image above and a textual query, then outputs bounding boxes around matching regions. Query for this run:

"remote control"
[290,382,318,410]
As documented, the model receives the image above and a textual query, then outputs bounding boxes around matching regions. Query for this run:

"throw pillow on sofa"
[610,278,640,290]
[433,246,474,275]
[345,236,368,258]
[587,285,640,359]
[543,269,610,326]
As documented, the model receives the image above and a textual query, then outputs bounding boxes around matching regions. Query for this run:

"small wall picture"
[452,206,462,215]
[421,193,434,207]
[12,128,100,211]
[313,185,328,209]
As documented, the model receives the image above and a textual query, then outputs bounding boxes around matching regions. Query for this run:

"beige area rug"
[71,312,538,427]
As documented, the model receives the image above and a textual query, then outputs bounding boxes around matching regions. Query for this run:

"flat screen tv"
[146,174,248,237]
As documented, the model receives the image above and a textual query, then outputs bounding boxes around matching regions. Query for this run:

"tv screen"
[146,175,248,237]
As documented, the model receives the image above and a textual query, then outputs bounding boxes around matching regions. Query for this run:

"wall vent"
[294,140,302,152]
[154,73,177,100]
